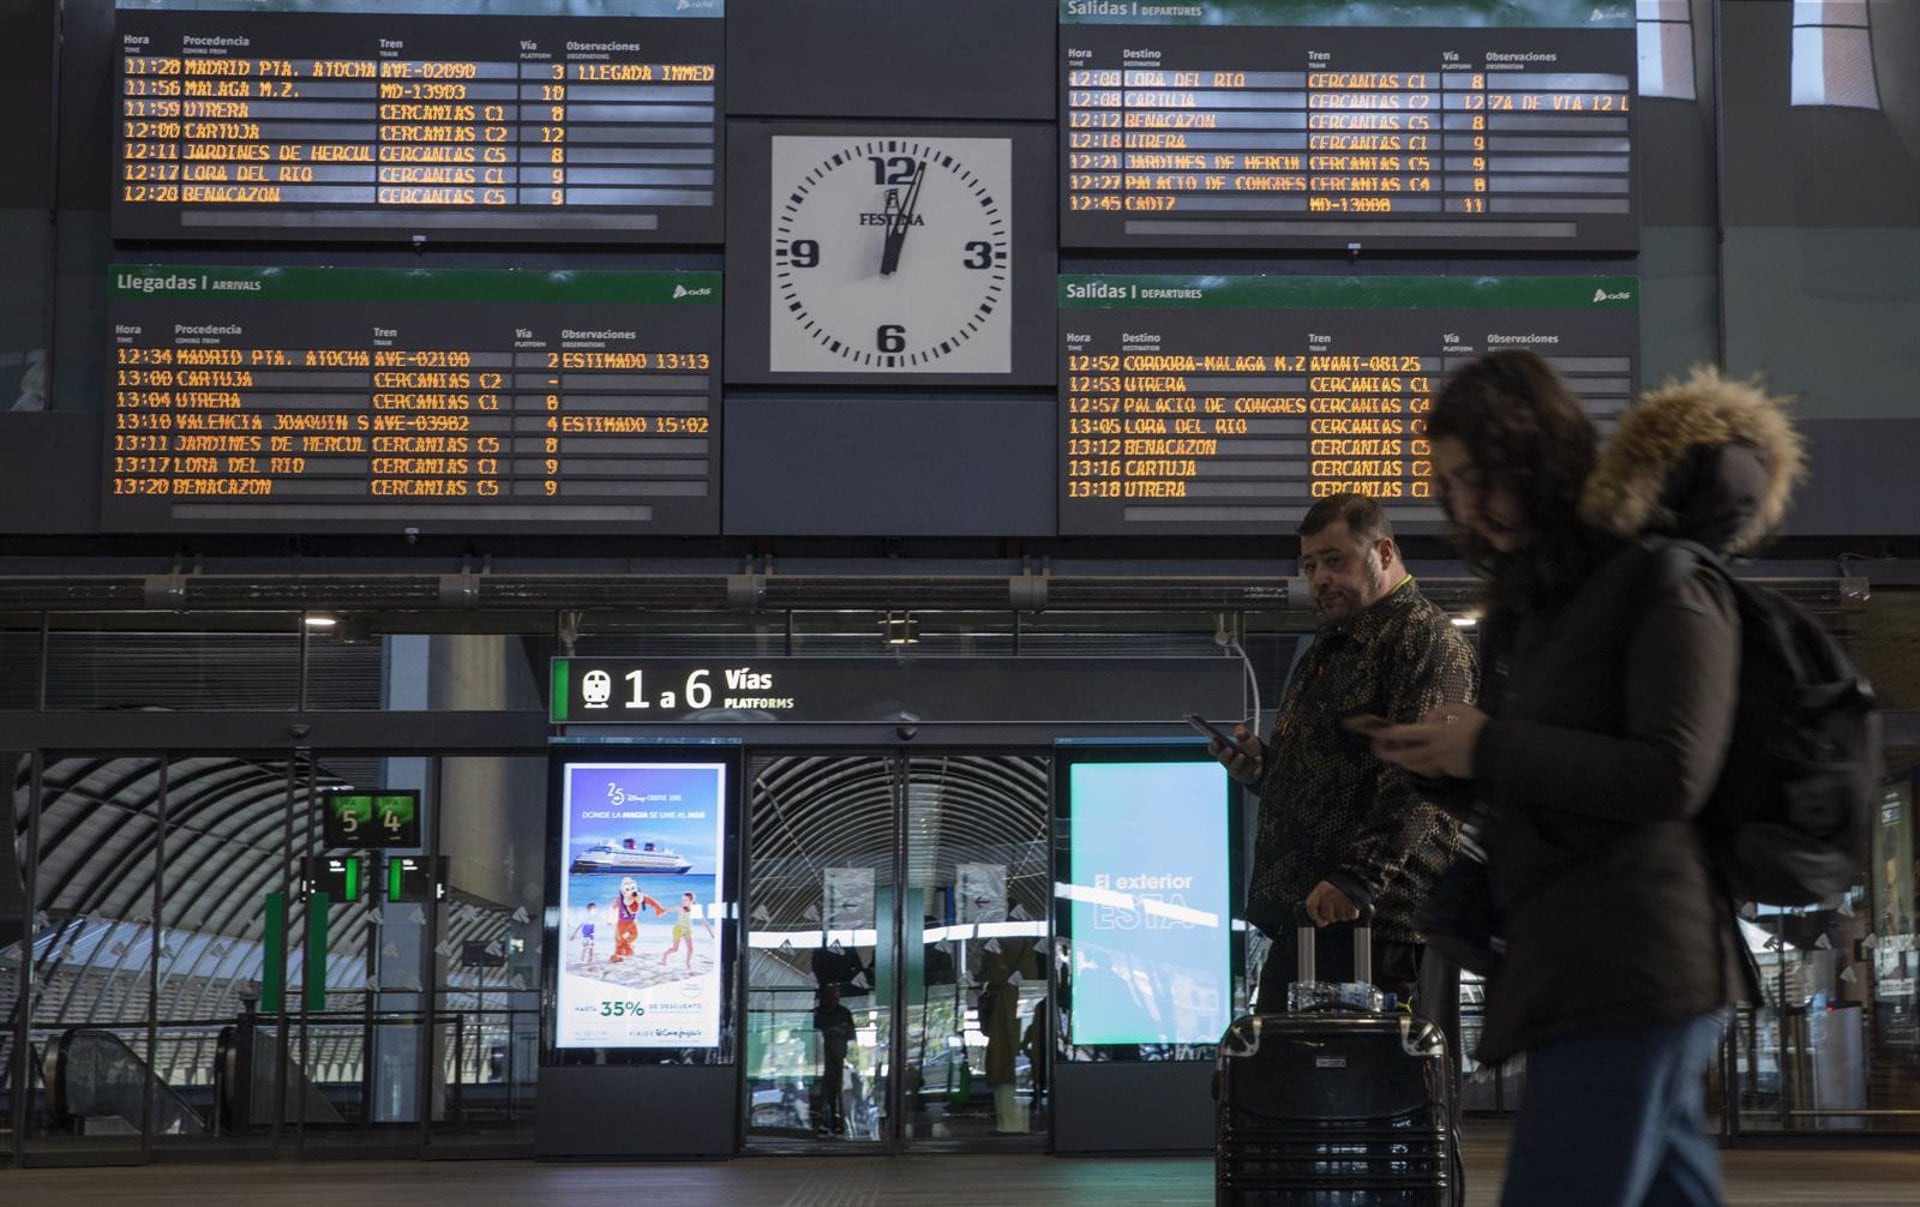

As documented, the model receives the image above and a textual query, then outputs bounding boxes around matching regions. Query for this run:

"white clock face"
[769,135,1012,374]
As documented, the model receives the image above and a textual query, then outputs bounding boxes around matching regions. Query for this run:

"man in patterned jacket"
[1210,492,1474,1038]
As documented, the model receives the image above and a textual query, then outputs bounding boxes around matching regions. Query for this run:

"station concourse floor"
[8,1124,1920,1205]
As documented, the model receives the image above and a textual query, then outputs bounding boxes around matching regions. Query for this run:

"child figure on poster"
[661,890,717,970]
[570,901,599,965]
[611,876,666,964]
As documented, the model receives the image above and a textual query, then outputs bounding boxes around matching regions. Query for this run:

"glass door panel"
[902,754,1049,1147]
[428,755,545,1151]
[19,751,164,1161]
[744,754,897,1148]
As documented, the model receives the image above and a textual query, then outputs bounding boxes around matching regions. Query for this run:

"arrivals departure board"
[113,0,723,243]
[106,266,721,534]
[1059,274,1637,535]
[1060,1,1636,251]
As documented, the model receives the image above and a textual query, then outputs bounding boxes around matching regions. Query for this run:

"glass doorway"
[741,752,1049,1151]
[7,747,548,1164]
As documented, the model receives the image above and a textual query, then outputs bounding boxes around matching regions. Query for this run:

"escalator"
[215,1023,345,1129]
[44,1029,206,1136]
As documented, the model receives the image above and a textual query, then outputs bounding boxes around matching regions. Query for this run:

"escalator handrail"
[45,1025,209,1135]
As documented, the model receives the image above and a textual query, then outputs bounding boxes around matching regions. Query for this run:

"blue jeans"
[1500,1011,1727,1207]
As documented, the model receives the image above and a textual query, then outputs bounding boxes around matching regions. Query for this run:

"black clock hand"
[879,161,926,276]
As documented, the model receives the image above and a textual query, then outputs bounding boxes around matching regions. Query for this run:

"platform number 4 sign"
[324,789,422,849]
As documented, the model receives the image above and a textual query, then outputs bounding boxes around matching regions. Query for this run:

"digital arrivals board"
[1059,274,1638,535]
[1060,0,1637,251]
[556,761,729,1050]
[106,266,721,534]
[113,0,723,243]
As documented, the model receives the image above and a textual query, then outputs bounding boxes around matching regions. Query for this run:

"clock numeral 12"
[876,325,907,354]
[870,156,918,185]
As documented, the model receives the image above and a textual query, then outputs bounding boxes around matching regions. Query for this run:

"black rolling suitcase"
[1214,906,1461,1206]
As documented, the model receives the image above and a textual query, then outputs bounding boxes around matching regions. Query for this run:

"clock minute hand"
[878,161,926,276]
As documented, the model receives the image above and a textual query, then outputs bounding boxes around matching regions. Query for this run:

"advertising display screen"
[1060,753,1234,1049]
[555,760,729,1050]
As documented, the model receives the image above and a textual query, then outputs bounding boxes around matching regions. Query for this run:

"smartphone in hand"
[1184,713,1243,749]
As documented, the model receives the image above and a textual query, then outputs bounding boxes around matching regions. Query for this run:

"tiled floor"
[7,1125,1920,1206]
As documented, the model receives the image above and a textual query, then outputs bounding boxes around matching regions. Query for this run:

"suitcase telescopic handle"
[1291,901,1376,986]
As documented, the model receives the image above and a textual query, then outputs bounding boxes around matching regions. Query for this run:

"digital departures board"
[114,0,723,243]
[1060,1,1636,251]
[107,266,722,534]
[1058,274,1638,535]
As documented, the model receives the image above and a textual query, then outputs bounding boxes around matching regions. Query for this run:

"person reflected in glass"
[975,929,1040,1135]
[1022,994,1051,1108]
[814,984,856,1137]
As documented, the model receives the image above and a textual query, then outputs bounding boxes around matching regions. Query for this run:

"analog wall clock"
[769,135,1012,374]
[725,122,1055,386]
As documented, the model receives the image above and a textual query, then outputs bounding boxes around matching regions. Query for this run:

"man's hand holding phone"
[1189,714,1264,787]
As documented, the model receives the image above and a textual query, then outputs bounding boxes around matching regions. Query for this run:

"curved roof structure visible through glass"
[9,751,520,1037]
[744,754,1050,991]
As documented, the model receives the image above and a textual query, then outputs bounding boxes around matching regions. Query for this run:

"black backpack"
[1644,539,1878,907]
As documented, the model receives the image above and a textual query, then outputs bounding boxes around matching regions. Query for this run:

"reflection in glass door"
[901,755,1050,1148]
[742,752,1051,1151]
[744,755,898,1148]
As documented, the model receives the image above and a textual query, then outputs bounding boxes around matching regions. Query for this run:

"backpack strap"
[1631,535,1712,627]
[1636,534,1722,589]
[1633,535,1753,637]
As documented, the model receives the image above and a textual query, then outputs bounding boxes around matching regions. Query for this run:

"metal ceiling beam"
[0,569,1873,616]
[0,709,549,753]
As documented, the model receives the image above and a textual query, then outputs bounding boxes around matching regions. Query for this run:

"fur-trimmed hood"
[1580,367,1805,556]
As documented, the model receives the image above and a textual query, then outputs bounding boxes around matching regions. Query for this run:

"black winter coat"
[1466,540,1745,1063]
[1456,365,1804,1064]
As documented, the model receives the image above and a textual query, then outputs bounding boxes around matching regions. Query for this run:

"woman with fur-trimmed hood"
[1371,355,1801,1206]
[1583,365,1805,560]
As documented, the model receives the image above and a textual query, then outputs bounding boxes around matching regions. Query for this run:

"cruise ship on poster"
[569,838,694,875]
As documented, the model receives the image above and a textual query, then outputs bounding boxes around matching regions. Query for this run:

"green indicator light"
[344,856,360,903]
[390,858,404,903]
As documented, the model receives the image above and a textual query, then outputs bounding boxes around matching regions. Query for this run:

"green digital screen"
[388,855,447,904]
[302,854,365,903]
[324,790,421,849]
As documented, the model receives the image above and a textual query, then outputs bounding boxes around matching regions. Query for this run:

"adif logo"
[1593,287,1633,303]
[672,283,715,299]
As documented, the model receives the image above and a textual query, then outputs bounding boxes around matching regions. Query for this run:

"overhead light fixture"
[882,612,919,645]
[1450,616,1478,628]
[303,614,338,629]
